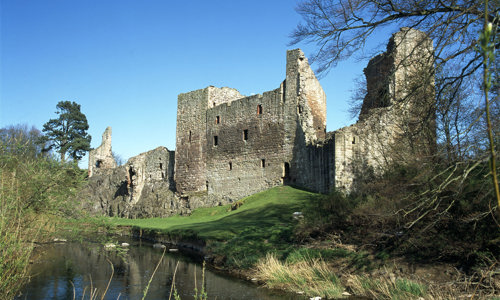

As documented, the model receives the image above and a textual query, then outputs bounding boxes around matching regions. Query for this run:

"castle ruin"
[84,28,435,218]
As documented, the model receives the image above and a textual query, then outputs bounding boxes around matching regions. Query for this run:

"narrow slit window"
[213,136,218,146]
[215,116,220,124]
[189,131,192,142]
[257,104,263,115]
[229,162,232,171]
[261,159,266,168]
[352,137,356,144]
[243,129,248,141]
[159,163,163,170]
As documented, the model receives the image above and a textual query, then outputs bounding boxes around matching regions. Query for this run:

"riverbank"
[104,186,499,299]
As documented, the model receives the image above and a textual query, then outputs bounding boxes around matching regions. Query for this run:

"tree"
[40,101,91,162]
[291,0,499,213]
[0,124,45,158]
[291,0,498,76]
[112,151,125,166]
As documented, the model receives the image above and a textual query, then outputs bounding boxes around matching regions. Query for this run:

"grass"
[346,275,462,300]
[110,186,322,268]
[256,253,344,299]
[110,186,318,239]
[285,247,372,271]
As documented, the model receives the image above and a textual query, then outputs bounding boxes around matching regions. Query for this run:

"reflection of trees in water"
[22,242,294,300]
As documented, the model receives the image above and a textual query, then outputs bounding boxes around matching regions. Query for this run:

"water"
[17,239,303,300]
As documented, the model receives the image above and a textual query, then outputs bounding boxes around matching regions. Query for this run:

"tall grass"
[255,253,344,298]
[345,275,462,300]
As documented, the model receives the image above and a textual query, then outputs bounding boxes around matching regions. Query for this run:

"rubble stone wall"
[88,127,116,177]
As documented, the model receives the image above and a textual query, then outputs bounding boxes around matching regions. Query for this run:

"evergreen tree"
[40,101,91,162]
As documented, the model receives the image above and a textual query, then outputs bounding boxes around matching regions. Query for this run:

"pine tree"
[40,101,91,162]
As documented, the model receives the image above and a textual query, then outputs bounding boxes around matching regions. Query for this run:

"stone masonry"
[88,126,117,177]
[85,28,435,218]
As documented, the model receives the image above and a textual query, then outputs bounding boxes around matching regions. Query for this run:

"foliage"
[0,124,87,298]
[294,188,358,241]
[40,101,91,162]
[0,124,45,158]
[345,159,500,268]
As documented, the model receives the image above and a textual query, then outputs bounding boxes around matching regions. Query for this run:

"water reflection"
[18,240,303,299]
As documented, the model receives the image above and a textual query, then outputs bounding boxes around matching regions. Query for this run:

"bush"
[295,189,356,241]
[0,125,86,298]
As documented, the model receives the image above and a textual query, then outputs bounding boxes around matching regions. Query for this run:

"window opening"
[243,129,248,141]
[213,136,218,146]
[257,104,263,115]
[283,162,290,178]
[128,167,135,186]
[298,105,303,114]
[215,116,220,124]
[95,160,103,168]
[159,163,163,170]
[261,159,266,168]
[229,162,232,170]
[352,137,356,144]
[189,131,192,142]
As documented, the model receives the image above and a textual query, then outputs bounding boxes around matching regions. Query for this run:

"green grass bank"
[106,184,498,299]
[110,186,318,268]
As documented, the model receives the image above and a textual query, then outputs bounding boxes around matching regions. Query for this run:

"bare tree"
[291,0,498,76]
[291,0,500,221]
[112,151,125,166]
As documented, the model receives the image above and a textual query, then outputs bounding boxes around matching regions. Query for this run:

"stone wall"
[286,49,329,192]
[333,28,435,191]
[83,146,185,218]
[176,48,327,201]
[88,127,116,177]
[174,87,244,195]
[206,87,288,201]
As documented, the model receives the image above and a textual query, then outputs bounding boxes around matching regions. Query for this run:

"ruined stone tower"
[333,27,435,190]
[88,127,116,177]
[174,49,327,201]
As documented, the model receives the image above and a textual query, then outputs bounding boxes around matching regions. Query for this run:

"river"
[17,239,304,300]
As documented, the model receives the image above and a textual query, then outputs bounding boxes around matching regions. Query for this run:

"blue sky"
[1,0,395,167]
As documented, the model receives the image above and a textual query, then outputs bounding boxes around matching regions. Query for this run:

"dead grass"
[255,253,344,298]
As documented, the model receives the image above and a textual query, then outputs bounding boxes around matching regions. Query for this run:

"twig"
[142,247,166,300]
[101,258,114,300]
[168,261,180,300]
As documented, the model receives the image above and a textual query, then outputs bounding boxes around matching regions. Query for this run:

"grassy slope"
[110,186,322,268]
[110,186,320,240]
[106,186,465,299]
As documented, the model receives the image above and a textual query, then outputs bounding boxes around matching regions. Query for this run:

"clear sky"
[1,0,395,167]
